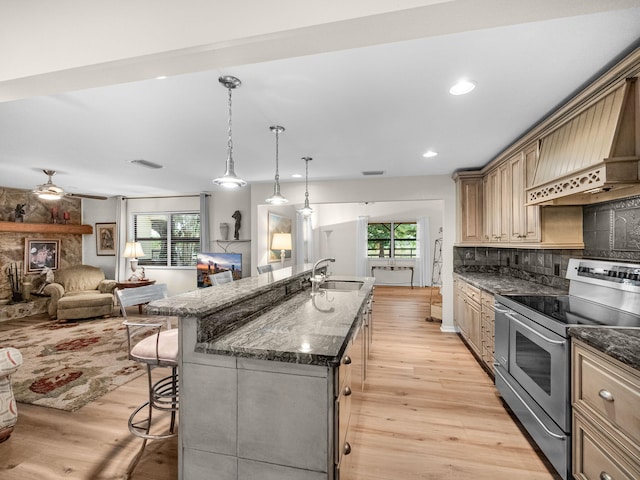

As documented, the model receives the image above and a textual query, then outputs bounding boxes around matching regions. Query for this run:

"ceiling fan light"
[35,191,64,201]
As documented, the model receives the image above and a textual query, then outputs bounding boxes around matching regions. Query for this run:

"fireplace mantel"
[0,221,93,235]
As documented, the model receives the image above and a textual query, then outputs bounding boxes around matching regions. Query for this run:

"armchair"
[43,265,116,321]
[0,347,23,442]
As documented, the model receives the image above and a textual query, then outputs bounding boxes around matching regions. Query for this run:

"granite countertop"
[146,264,316,318]
[569,327,640,371]
[196,276,375,367]
[454,271,567,296]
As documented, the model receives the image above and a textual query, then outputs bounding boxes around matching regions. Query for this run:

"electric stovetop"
[504,294,640,328]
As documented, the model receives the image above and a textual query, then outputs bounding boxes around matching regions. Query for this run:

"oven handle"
[505,312,566,346]
[494,367,566,441]
[493,304,511,313]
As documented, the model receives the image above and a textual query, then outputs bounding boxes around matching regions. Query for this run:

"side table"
[115,279,156,313]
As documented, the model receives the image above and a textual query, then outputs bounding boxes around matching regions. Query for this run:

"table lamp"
[123,241,145,280]
[271,233,292,268]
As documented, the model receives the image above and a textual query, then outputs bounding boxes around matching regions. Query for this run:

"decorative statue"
[232,210,241,240]
[14,204,26,223]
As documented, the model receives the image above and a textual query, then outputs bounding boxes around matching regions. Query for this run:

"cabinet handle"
[598,389,614,402]
[343,356,352,365]
[343,442,352,455]
[599,472,613,480]
[343,386,352,397]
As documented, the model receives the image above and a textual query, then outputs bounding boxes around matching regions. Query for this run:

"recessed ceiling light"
[423,150,438,158]
[449,79,476,95]
[291,173,303,178]
[155,75,167,80]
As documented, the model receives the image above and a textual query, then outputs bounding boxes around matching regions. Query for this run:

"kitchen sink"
[318,280,364,291]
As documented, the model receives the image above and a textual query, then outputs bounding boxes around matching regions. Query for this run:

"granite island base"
[146,265,374,480]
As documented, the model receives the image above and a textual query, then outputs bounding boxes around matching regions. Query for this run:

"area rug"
[1,317,145,411]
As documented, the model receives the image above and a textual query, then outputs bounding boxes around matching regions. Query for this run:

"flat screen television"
[197,252,242,288]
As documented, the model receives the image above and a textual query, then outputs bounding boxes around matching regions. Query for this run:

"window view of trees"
[135,213,200,267]
[367,222,417,258]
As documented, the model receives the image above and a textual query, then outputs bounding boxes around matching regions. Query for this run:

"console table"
[371,265,414,288]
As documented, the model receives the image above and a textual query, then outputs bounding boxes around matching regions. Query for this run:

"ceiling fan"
[32,169,108,200]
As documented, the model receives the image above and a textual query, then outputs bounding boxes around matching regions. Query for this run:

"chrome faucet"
[311,257,335,293]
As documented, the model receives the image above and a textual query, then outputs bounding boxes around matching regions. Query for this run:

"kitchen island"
[146,265,375,480]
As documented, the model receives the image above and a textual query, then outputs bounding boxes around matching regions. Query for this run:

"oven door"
[506,310,569,432]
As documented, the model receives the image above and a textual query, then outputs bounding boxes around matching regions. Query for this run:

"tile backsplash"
[453,246,580,290]
[583,194,640,262]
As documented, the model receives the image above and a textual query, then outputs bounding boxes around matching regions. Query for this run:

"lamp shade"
[123,241,145,258]
[271,233,292,251]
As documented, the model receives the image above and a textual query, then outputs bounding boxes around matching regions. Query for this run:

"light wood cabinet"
[454,172,483,244]
[454,143,583,248]
[572,340,640,480]
[454,277,481,356]
[508,144,541,242]
[480,291,495,374]
[454,277,495,376]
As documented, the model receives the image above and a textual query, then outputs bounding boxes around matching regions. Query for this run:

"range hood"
[527,78,639,205]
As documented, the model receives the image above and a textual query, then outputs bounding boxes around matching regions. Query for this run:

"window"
[367,222,417,258]
[134,213,200,267]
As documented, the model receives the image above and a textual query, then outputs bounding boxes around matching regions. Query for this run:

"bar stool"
[117,284,179,479]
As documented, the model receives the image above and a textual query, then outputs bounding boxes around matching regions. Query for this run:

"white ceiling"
[1,6,640,198]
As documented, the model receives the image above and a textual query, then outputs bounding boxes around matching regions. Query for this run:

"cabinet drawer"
[573,342,640,448]
[461,282,481,303]
[573,411,640,480]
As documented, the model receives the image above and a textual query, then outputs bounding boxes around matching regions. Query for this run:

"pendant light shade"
[298,157,313,216]
[265,125,288,204]
[213,76,247,189]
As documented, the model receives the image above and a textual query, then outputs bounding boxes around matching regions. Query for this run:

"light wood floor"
[0,287,559,480]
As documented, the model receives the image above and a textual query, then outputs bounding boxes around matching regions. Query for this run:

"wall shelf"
[215,239,251,252]
[0,221,93,235]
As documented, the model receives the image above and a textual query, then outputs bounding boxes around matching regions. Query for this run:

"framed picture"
[268,212,292,263]
[96,222,117,256]
[25,238,60,274]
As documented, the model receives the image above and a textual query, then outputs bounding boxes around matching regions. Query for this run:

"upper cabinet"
[454,172,483,244]
[454,45,640,248]
[455,142,583,248]
[508,143,540,242]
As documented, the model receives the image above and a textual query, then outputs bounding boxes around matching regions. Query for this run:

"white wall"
[82,197,118,279]
[83,189,252,296]
[209,188,252,279]
[312,200,443,286]
[250,175,456,332]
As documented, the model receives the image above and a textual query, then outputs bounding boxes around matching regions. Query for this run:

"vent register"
[527,78,639,205]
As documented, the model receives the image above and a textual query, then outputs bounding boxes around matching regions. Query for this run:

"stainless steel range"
[494,258,640,480]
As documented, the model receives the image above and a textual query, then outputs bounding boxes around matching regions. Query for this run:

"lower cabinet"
[480,291,495,374]
[180,315,366,480]
[572,340,640,480]
[454,276,495,376]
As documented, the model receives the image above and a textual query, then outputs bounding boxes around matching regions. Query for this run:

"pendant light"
[213,76,247,188]
[298,157,313,216]
[265,125,288,204]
